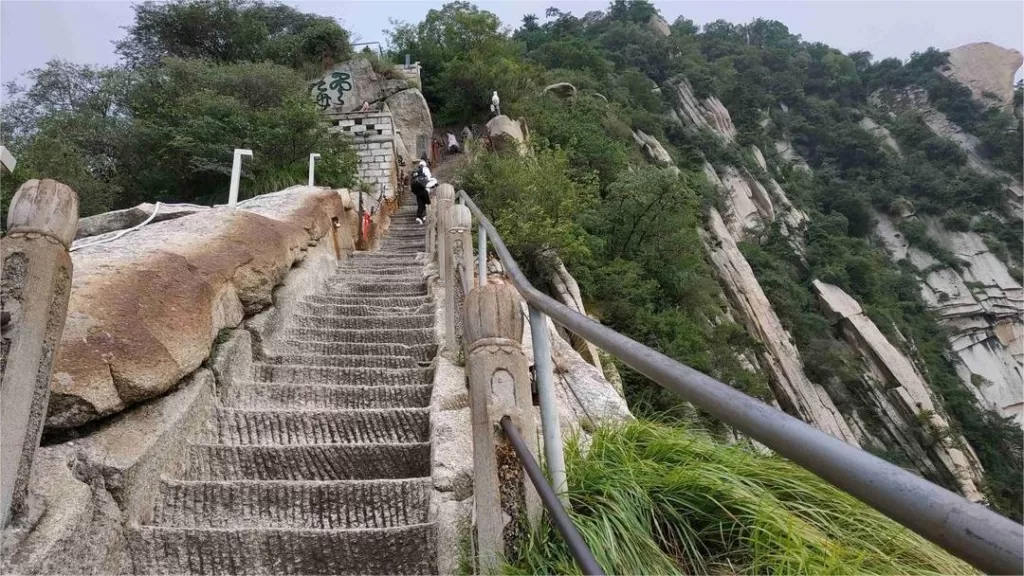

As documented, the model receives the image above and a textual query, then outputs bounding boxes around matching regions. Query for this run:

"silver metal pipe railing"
[457,190,1023,576]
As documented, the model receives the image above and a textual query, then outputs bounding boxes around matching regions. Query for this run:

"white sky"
[1,0,1022,96]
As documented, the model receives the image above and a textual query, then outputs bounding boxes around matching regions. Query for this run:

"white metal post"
[308,153,321,187]
[528,304,568,505]
[478,224,487,289]
[228,149,253,207]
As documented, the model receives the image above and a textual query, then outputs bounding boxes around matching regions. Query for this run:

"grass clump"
[505,420,975,575]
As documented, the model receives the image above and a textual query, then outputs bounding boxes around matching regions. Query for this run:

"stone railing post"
[464,283,540,571]
[435,185,455,344]
[1,179,79,527]
[445,205,472,350]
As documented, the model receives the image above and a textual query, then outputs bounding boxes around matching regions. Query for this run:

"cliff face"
[814,280,985,500]
[667,75,990,490]
[941,42,1023,112]
[864,84,1023,426]
[875,214,1023,424]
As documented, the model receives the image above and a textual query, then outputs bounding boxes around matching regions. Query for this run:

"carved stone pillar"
[464,283,540,571]
[445,205,472,350]
[435,185,455,345]
[1,179,79,527]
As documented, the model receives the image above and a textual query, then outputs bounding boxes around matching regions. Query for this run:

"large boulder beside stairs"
[45,188,345,430]
[486,115,526,154]
[385,88,432,163]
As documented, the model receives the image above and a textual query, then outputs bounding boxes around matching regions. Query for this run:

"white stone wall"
[330,111,398,199]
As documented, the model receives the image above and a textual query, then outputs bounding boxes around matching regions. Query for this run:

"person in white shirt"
[490,91,500,116]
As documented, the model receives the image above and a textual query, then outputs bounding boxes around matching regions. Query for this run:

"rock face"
[385,89,432,164]
[942,42,1023,111]
[870,87,1023,204]
[858,117,902,157]
[813,280,986,500]
[310,59,395,114]
[648,14,670,37]
[666,76,738,141]
[75,203,207,241]
[46,188,346,430]
[774,138,811,172]
[632,130,673,166]
[485,115,526,154]
[875,213,1024,424]
[543,82,577,100]
[701,209,860,444]
[705,157,806,243]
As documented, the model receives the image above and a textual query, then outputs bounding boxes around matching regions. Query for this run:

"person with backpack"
[411,160,437,224]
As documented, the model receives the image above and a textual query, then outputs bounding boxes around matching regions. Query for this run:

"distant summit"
[942,42,1023,111]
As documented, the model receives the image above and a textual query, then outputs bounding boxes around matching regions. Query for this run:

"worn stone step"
[328,273,425,284]
[307,294,431,307]
[203,408,430,445]
[331,266,421,277]
[285,327,434,345]
[224,383,432,410]
[152,478,431,529]
[276,340,436,361]
[296,302,433,318]
[252,364,433,387]
[183,443,431,481]
[264,353,420,370]
[289,314,434,331]
[128,524,436,575]
[331,282,426,296]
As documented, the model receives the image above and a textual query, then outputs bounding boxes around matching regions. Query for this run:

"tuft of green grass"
[505,420,976,575]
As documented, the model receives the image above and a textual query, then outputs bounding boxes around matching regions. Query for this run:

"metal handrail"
[500,416,606,576]
[459,190,1023,575]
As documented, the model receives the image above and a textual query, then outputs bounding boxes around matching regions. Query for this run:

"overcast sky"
[2,0,1022,95]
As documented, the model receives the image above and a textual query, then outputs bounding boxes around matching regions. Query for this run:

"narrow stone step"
[331,266,421,277]
[307,294,431,307]
[128,524,436,575]
[183,443,431,480]
[263,353,420,370]
[152,478,431,529]
[203,408,430,445]
[276,341,436,361]
[224,383,432,410]
[289,314,434,331]
[330,282,426,296]
[296,302,434,318]
[252,364,433,386]
[285,327,434,345]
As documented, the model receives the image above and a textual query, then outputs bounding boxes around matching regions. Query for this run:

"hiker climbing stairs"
[128,197,438,575]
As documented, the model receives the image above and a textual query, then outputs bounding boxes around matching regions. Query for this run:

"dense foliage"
[1,0,356,221]
[398,0,1022,518]
[506,420,975,575]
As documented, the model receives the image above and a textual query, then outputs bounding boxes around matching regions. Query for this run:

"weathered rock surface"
[774,138,811,172]
[632,129,673,166]
[385,88,432,164]
[858,116,902,157]
[543,82,577,100]
[46,188,345,430]
[813,280,985,500]
[942,42,1023,111]
[700,209,860,444]
[75,203,208,241]
[666,76,738,141]
[874,213,1024,424]
[486,115,526,154]
[648,14,670,37]
[310,59,394,114]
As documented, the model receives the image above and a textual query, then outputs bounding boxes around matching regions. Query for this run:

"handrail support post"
[529,304,568,505]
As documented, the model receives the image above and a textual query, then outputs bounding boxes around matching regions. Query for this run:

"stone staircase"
[129,200,438,574]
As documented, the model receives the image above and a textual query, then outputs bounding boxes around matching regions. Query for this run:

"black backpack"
[412,166,430,188]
